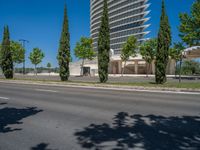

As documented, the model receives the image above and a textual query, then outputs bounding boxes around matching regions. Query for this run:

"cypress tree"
[1,26,13,79]
[155,0,171,84]
[57,5,71,81]
[98,0,110,83]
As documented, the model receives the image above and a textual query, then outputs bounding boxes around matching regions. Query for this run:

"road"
[0,82,200,150]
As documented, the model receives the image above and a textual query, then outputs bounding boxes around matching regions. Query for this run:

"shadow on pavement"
[31,143,56,150]
[75,112,200,150]
[0,102,7,105]
[0,105,42,133]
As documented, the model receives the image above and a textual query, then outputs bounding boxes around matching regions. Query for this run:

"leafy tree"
[120,36,137,76]
[169,42,185,76]
[57,5,71,81]
[178,60,200,75]
[74,37,95,76]
[155,0,171,84]
[29,48,45,75]
[47,62,51,75]
[179,0,200,46]
[98,0,110,83]
[140,39,157,77]
[10,41,25,72]
[0,26,13,79]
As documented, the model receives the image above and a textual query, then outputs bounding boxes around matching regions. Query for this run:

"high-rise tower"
[90,0,150,55]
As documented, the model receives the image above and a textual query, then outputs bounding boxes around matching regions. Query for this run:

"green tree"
[169,42,185,75]
[0,26,13,79]
[10,41,25,72]
[181,60,200,75]
[57,5,71,81]
[140,39,157,77]
[155,0,171,84]
[47,62,51,75]
[120,36,137,76]
[179,0,200,46]
[29,48,45,75]
[98,0,110,83]
[74,37,95,76]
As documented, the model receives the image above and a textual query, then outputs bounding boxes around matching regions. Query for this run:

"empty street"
[0,82,200,150]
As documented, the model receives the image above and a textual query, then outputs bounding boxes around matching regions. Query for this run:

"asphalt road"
[0,82,200,150]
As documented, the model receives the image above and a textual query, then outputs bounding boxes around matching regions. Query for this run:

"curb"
[0,79,200,94]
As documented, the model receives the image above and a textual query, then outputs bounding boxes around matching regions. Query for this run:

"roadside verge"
[0,79,200,94]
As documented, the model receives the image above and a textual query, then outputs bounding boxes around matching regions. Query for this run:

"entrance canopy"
[183,46,200,59]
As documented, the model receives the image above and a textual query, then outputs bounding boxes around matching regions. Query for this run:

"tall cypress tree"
[155,0,171,84]
[1,26,13,79]
[57,5,71,81]
[98,0,110,83]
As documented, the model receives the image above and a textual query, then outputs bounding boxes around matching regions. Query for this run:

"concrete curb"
[0,79,200,94]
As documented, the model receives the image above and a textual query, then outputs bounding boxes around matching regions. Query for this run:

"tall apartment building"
[90,0,150,55]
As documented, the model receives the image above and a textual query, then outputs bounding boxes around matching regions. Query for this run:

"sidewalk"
[0,78,200,94]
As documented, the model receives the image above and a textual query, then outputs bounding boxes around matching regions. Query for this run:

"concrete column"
[118,61,122,74]
[169,59,176,75]
[134,60,138,74]
[151,60,155,75]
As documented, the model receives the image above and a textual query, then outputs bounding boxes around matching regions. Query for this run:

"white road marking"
[66,85,200,95]
[35,89,57,93]
[0,80,200,95]
[0,96,9,100]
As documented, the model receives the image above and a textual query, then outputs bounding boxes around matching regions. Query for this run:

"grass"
[106,82,200,89]
[0,77,200,89]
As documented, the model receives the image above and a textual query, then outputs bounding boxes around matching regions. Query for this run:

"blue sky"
[0,0,195,68]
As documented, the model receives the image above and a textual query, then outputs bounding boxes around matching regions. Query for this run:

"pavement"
[0,82,200,150]
[1,74,200,83]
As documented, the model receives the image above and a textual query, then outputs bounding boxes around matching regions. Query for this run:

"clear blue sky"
[0,0,194,68]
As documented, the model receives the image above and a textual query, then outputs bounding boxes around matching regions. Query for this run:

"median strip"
[0,96,9,100]
[35,89,57,93]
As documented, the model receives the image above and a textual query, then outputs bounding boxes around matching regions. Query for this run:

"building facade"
[90,0,153,74]
[90,0,150,55]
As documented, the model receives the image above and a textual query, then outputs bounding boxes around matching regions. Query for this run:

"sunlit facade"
[90,0,150,55]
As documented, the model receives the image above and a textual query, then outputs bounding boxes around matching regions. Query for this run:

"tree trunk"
[146,62,149,78]
[35,65,37,76]
[81,59,85,76]
[175,60,177,78]
[121,61,126,77]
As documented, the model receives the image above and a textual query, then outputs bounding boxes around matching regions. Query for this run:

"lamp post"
[179,51,186,83]
[19,39,29,75]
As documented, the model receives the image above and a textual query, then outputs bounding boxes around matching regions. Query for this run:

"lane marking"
[0,96,9,100]
[35,89,57,93]
[0,80,200,95]
[66,85,200,95]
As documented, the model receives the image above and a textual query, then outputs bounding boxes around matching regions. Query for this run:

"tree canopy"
[29,48,45,67]
[0,26,13,79]
[121,36,138,62]
[57,4,71,81]
[10,41,25,65]
[155,0,171,84]
[98,0,110,83]
[179,0,200,46]
[74,37,95,61]
[140,39,157,64]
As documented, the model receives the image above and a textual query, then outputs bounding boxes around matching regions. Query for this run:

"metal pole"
[179,55,182,83]
[19,39,29,75]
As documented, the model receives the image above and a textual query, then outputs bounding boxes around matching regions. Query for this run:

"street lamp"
[19,39,29,75]
[179,51,187,83]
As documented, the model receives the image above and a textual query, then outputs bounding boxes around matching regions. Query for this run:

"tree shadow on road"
[31,143,57,150]
[0,102,7,105]
[0,105,42,133]
[75,112,200,150]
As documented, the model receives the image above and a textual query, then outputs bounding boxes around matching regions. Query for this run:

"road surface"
[0,82,200,150]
